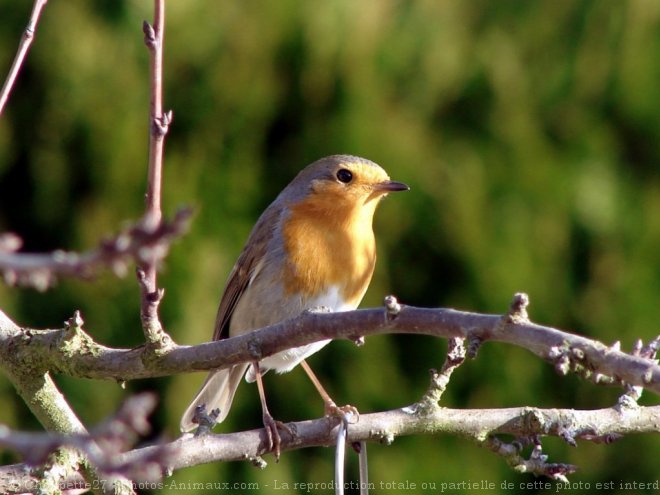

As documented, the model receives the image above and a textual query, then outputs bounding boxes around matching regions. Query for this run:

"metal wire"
[359,441,369,495]
[334,413,351,495]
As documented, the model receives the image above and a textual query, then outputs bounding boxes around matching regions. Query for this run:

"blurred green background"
[1,0,660,493]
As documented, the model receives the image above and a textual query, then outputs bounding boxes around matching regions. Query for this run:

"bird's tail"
[180,364,249,432]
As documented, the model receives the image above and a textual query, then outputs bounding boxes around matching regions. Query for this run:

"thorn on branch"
[192,404,220,437]
[506,292,530,323]
[549,346,571,376]
[633,335,660,362]
[152,110,173,138]
[494,293,530,342]
[384,295,401,319]
[58,310,102,358]
[162,110,173,126]
[148,287,165,305]
[642,336,660,360]
[373,430,395,446]
[142,21,157,49]
[136,268,163,307]
[466,335,482,359]
[64,310,84,332]
[617,392,641,411]
[246,455,268,469]
[23,26,35,40]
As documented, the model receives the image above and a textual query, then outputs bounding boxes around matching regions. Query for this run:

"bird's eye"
[336,169,353,183]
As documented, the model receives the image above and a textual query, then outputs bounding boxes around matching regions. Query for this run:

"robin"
[180,155,408,457]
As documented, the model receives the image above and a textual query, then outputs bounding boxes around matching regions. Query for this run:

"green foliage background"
[1,1,659,493]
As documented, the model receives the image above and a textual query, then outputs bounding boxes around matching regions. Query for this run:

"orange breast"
[282,196,377,306]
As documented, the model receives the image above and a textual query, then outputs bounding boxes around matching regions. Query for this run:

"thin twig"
[138,0,172,347]
[416,337,466,411]
[483,437,577,482]
[0,0,48,116]
[0,209,192,291]
[0,394,175,492]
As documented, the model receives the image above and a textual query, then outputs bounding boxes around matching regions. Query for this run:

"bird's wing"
[212,203,283,341]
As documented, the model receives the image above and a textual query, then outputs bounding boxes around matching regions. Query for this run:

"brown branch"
[0,311,137,495]
[0,294,660,394]
[484,437,577,481]
[0,0,48,116]
[1,404,658,493]
[0,209,191,291]
[0,394,175,494]
[115,404,660,471]
[2,296,658,486]
[1,296,659,394]
[421,337,466,406]
[137,0,172,349]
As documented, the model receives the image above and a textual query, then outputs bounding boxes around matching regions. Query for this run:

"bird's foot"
[324,401,359,423]
[262,412,293,461]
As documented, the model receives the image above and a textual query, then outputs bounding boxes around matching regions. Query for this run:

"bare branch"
[1,404,658,493]
[0,209,192,291]
[138,0,172,349]
[0,0,48,116]
[1,297,659,395]
[3,293,659,485]
[416,337,466,410]
[484,437,577,482]
[618,335,660,406]
[0,394,175,493]
[0,294,660,394]
[0,312,137,495]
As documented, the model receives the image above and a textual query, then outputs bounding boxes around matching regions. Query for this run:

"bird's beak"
[374,180,410,194]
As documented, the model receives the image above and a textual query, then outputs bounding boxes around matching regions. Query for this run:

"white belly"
[244,285,356,382]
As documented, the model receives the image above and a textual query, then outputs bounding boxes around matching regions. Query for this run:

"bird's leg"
[253,361,292,460]
[300,359,359,421]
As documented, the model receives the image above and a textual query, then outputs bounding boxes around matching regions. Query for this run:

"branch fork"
[484,436,577,482]
[415,337,467,413]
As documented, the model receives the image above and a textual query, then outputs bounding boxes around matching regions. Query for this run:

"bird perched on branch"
[180,155,409,457]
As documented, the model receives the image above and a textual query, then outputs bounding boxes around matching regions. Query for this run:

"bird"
[180,155,409,457]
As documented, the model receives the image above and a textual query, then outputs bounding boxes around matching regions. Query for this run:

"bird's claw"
[325,402,359,423]
[262,412,293,461]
